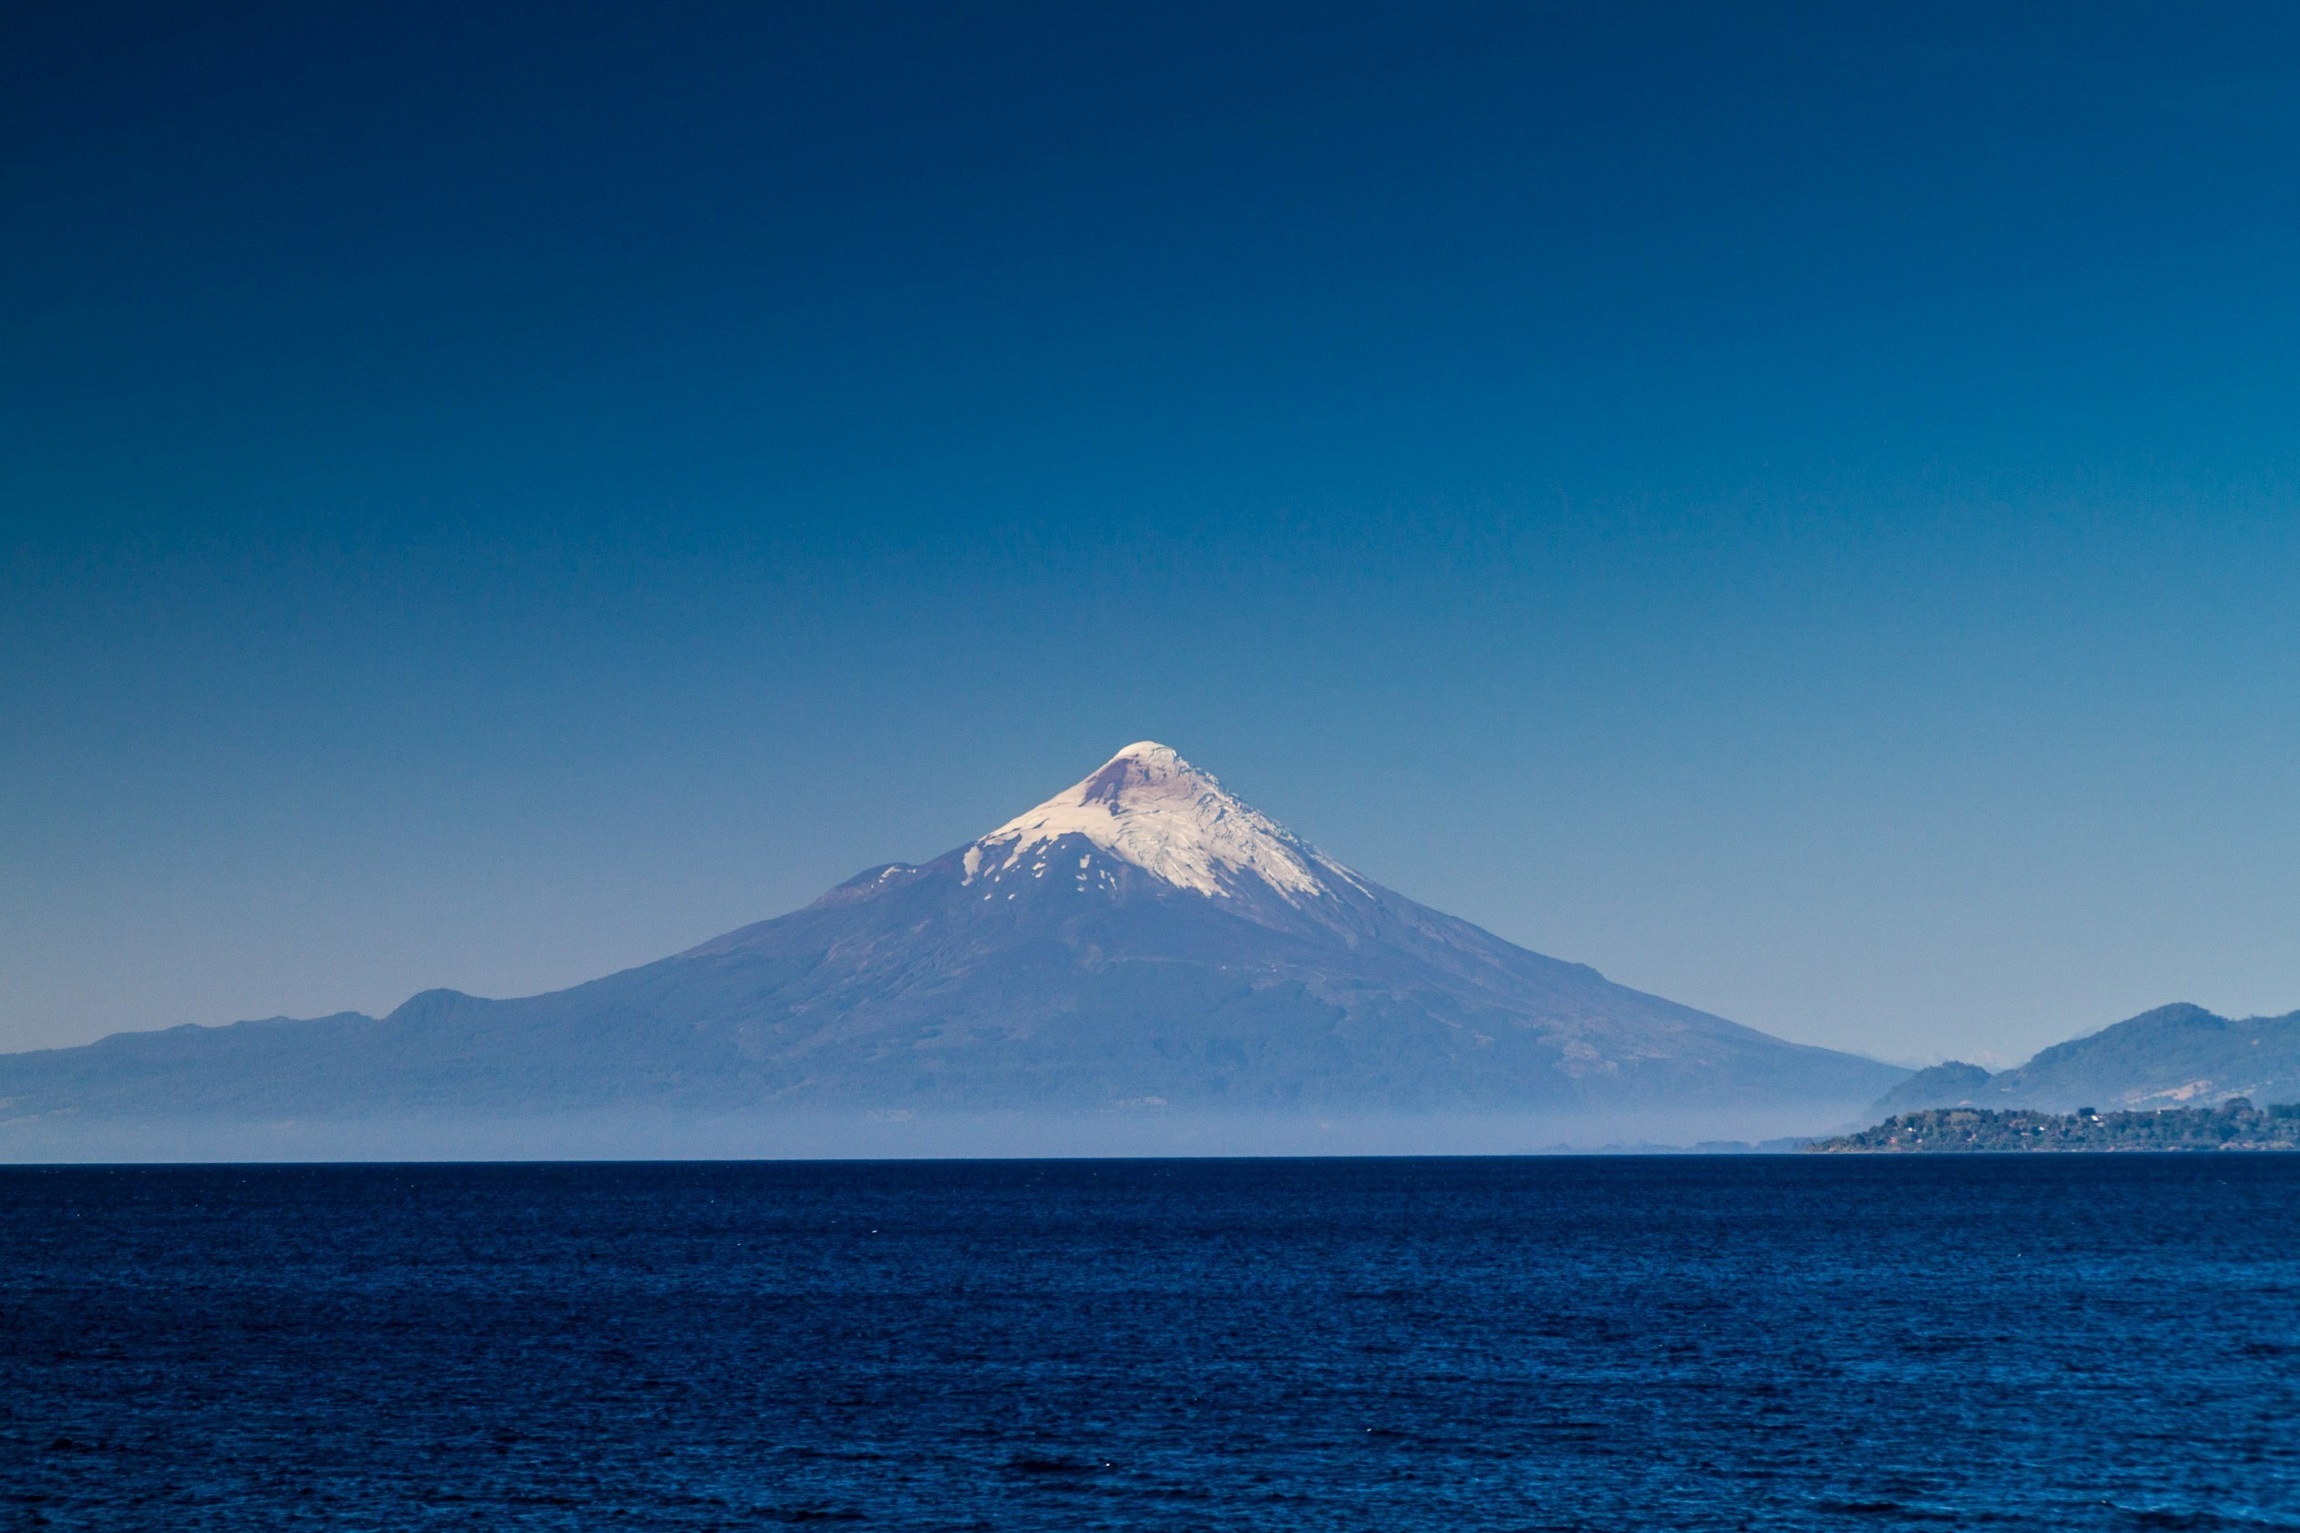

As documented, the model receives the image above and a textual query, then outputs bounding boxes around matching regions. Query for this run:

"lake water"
[4,1156,2297,1530]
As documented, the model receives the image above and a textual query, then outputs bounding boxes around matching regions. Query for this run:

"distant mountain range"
[0,743,1904,1155]
[1872,1004,2300,1117]
[11,742,2290,1159]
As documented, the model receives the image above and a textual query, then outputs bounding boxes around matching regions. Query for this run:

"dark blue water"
[3,1157,2297,1531]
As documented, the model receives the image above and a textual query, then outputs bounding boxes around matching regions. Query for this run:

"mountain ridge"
[1865,1003,2300,1117]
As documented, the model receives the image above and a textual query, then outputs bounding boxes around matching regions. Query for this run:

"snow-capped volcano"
[962,741,1364,902]
[0,740,1912,1147]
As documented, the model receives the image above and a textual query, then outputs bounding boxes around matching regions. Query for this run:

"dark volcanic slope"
[0,744,1905,1121]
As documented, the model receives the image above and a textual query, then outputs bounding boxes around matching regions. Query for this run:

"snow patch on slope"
[964,742,1363,902]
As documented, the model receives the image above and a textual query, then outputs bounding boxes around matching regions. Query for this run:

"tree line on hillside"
[1812,1099,2300,1152]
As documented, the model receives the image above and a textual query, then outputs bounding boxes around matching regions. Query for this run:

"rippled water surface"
[4,1156,2297,1530]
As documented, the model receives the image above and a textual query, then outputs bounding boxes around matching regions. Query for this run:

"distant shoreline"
[1812,1099,2300,1153]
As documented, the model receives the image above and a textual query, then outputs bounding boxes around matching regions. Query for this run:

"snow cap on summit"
[963,742,1360,901]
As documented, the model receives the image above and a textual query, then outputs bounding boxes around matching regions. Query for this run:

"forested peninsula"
[1813,1099,2300,1152]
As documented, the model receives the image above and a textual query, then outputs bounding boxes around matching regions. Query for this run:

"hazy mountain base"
[0,1102,1879,1163]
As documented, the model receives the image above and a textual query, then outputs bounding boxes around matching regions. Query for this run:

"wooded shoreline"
[1813,1099,2300,1152]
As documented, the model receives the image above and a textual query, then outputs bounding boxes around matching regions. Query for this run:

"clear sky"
[5,2,2299,1064]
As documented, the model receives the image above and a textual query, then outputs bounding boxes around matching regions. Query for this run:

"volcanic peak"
[961,741,1362,902]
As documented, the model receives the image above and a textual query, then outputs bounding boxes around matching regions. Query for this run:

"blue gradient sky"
[6,2,2300,1062]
